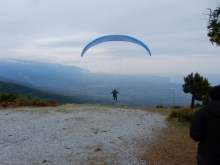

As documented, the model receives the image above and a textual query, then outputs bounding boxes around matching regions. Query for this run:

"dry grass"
[142,108,198,165]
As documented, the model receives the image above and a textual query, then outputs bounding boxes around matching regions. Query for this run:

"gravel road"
[0,104,166,165]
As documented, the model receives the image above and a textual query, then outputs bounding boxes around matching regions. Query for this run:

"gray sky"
[0,0,219,75]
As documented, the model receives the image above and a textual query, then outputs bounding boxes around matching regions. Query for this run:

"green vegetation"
[207,5,220,46]
[170,104,183,109]
[0,92,58,107]
[169,108,197,123]
[0,77,88,104]
[182,72,211,109]
[174,72,218,123]
[155,104,164,108]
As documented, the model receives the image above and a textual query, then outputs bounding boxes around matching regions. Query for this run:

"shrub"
[170,105,182,109]
[0,93,18,103]
[156,104,164,108]
[0,92,59,107]
[169,108,197,123]
[169,110,178,118]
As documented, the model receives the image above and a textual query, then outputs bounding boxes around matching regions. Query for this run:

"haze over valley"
[1,60,214,107]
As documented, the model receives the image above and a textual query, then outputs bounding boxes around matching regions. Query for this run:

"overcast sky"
[0,0,219,75]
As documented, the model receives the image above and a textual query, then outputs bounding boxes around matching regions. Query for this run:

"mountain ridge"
[0,60,192,107]
[0,76,91,104]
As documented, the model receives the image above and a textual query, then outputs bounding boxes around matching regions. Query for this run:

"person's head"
[114,89,116,91]
[208,85,220,101]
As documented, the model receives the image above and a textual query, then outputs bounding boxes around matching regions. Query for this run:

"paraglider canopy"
[81,34,151,57]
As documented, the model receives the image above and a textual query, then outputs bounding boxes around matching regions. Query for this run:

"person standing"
[190,85,220,165]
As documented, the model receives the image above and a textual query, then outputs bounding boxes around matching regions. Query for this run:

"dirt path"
[142,108,198,165]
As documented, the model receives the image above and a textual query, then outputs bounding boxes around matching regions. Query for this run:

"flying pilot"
[111,89,120,101]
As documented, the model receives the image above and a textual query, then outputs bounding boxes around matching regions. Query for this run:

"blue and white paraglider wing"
[81,35,151,57]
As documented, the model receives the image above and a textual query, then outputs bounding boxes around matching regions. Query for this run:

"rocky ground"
[0,104,165,165]
[0,105,198,165]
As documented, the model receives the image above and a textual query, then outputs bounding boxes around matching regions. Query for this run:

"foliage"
[0,93,17,103]
[156,104,164,108]
[0,79,84,104]
[207,5,220,46]
[182,72,211,109]
[169,108,197,123]
[0,92,58,107]
[170,104,182,109]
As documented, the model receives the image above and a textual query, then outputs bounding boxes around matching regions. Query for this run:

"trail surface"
[0,104,166,165]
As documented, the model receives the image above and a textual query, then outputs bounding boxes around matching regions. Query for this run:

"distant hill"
[0,60,192,107]
[0,76,91,104]
[0,60,88,93]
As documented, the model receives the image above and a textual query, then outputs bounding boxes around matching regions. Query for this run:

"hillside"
[0,76,91,104]
[0,60,193,107]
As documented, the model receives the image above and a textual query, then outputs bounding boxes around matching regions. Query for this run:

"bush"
[0,93,18,103]
[169,110,178,118]
[169,108,197,123]
[170,105,182,109]
[0,92,59,107]
[156,104,164,108]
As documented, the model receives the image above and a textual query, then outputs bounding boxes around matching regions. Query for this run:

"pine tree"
[182,72,211,109]
[207,5,220,46]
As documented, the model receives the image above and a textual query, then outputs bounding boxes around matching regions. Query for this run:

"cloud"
[0,0,219,74]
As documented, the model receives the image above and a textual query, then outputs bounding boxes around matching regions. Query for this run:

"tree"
[207,5,220,46]
[182,72,211,109]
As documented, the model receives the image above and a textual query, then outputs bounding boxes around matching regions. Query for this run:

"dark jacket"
[111,90,119,97]
[190,101,220,163]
